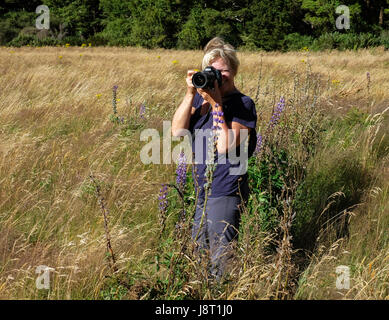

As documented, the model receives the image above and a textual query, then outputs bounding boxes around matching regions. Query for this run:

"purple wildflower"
[269,96,285,128]
[255,133,263,154]
[158,184,168,213]
[176,151,187,192]
[139,103,146,119]
[211,109,224,131]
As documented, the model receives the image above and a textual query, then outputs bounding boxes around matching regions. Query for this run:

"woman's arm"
[212,104,250,154]
[197,83,250,154]
[172,70,197,137]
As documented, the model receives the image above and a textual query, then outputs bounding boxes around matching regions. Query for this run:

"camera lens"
[192,72,207,88]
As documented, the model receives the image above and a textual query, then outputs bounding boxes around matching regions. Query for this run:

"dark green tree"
[42,0,102,39]
[244,0,304,50]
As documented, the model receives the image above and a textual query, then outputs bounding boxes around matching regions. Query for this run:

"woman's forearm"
[172,90,195,136]
[212,104,248,154]
[214,115,234,154]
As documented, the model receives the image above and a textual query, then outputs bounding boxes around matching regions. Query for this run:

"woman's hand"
[186,70,197,96]
[197,80,222,107]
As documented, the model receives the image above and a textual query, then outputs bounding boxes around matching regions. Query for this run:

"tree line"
[1,0,388,50]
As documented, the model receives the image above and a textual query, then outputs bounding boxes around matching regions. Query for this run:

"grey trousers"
[191,195,244,279]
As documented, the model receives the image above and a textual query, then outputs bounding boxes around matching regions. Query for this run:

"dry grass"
[0,45,388,299]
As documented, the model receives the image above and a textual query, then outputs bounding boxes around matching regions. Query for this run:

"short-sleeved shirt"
[189,90,257,199]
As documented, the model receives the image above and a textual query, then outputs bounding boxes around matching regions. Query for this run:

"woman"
[172,37,257,279]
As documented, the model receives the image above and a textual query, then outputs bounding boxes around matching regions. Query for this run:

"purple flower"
[139,103,146,119]
[176,151,187,192]
[212,109,224,131]
[158,184,168,215]
[255,133,263,154]
[269,96,285,128]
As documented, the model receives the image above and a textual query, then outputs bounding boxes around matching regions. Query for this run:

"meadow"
[0,45,388,299]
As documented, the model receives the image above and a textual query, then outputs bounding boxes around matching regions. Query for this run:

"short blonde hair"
[202,37,240,75]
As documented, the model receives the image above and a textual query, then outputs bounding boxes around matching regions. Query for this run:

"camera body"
[192,66,222,89]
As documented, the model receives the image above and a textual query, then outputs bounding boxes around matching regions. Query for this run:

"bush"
[7,34,36,47]
[380,30,389,49]
[247,147,290,233]
[311,32,337,50]
[283,33,313,51]
[0,11,36,45]
[86,34,109,46]
[61,35,84,46]
[310,32,383,51]
[97,17,133,46]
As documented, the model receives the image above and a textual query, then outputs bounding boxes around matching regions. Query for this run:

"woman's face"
[210,57,235,95]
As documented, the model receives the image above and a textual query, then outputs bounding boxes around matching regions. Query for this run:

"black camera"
[192,66,222,89]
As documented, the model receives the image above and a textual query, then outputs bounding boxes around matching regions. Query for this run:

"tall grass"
[0,46,388,299]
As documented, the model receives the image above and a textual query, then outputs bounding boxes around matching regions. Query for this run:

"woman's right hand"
[186,70,197,95]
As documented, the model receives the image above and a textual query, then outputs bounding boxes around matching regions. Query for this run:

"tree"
[244,0,304,50]
[42,0,102,39]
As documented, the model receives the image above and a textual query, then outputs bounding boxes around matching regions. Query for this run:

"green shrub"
[97,17,133,46]
[311,32,337,50]
[380,30,389,49]
[7,34,36,47]
[86,34,109,46]
[247,147,290,233]
[61,35,84,46]
[310,32,383,51]
[283,33,313,51]
[0,11,35,45]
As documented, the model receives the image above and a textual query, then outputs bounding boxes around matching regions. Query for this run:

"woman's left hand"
[197,80,222,107]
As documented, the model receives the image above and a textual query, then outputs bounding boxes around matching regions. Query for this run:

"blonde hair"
[202,37,240,75]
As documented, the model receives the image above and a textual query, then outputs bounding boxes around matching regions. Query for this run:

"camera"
[192,66,222,89]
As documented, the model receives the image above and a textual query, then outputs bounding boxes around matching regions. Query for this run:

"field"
[0,45,388,299]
